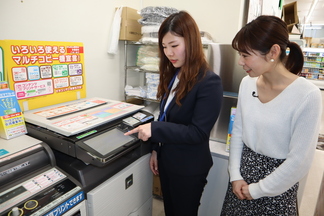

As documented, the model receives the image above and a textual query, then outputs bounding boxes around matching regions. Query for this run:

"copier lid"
[23,97,144,137]
[0,135,44,160]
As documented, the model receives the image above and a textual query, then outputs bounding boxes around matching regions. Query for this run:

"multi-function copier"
[22,97,155,216]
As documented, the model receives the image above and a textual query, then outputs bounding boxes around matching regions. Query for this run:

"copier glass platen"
[24,97,154,167]
[0,135,86,216]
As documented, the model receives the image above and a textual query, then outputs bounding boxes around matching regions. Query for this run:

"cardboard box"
[153,174,163,198]
[288,24,301,35]
[282,1,298,26]
[304,37,313,47]
[119,7,142,41]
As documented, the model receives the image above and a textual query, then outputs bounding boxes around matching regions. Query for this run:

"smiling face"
[162,32,186,68]
[238,50,272,77]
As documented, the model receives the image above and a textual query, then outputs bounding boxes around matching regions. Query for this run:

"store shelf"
[124,41,160,104]
[126,95,159,103]
[301,48,324,84]
[126,66,159,74]
[303,48,324,54]
[127,41,158,46]
[123,41,209,102]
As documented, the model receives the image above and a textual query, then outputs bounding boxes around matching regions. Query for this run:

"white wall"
[0,0,246,101]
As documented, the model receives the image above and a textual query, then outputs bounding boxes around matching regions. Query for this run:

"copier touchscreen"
[83,128,136,156]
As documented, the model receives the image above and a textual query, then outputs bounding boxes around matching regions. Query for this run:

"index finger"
[124,127,138,136]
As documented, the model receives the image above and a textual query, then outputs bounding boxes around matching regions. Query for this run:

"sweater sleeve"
[228,79,245,182]
[249,88,322,199]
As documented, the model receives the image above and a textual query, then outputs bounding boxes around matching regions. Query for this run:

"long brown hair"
[232,15,304,75]
[157,11,209,105]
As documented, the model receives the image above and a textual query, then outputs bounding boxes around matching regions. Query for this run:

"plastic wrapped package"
[138,17,166,26]
[138,57,159,66]
[142,32,159,39]
[146,83,158,100]
[125,85,147,98]
[140,25,160,44]
[146,73,160,100]
[137,45,159,64]
[140,64,159,71]
[146,73,160,83]
[140,37,158,44]
[136,46,160,71]
[139,6,179,18]
[141,25,160,38]
[138,6,179,26]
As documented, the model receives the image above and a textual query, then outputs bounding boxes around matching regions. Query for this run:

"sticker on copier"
[0,149,9,156]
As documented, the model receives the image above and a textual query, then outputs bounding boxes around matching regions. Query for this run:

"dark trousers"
[158,161,208,216]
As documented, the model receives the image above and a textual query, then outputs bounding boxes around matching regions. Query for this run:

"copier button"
[24,200,38,210]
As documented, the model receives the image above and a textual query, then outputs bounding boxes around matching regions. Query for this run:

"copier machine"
[0,135,87,216]
[23,97,155,216]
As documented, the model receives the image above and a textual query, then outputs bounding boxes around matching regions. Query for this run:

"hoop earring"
[270,59,274,62]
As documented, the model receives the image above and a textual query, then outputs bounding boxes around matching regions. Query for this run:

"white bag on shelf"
[107,6,123,55]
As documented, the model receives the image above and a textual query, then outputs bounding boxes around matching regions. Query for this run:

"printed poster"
[0,40,87,111]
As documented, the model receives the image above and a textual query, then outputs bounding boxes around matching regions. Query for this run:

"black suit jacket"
[150,70,223,176]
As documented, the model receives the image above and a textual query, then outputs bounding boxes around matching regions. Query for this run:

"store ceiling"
[283,0,324,25]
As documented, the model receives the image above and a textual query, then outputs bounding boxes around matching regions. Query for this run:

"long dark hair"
[157,11,209,105]
[232,15,303,75]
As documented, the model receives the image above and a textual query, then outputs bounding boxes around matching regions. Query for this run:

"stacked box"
[153,174,163,198]
[282,1,299,34]
[119,7,142,41]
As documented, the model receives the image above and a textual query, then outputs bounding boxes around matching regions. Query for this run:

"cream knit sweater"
[228,76,322,199]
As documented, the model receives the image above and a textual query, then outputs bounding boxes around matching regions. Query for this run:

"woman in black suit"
[125,11,223,216]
